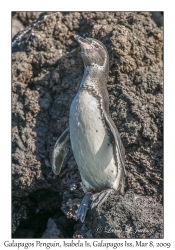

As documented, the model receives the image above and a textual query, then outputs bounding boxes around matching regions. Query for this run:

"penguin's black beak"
[74,34,91,47]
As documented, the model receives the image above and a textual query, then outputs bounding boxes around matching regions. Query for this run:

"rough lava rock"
[73,191,163,238]
[12,11,163,238]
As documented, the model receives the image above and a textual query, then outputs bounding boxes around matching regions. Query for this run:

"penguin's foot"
[90,188,114,209]
[75,192,92,222]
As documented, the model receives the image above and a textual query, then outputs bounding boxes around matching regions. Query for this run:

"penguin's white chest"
[69,90,117,191]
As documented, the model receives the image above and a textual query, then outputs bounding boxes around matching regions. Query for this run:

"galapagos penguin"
[52,35,126,222]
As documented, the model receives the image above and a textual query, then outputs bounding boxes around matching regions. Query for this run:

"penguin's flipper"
[52,126,71,175]
[104,113,126,175]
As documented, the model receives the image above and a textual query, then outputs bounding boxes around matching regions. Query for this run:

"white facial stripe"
[91,63,105,70]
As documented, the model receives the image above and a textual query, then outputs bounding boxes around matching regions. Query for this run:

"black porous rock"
[12,11,163,238]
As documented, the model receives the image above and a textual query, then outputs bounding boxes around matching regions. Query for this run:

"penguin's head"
[74,35,109,69]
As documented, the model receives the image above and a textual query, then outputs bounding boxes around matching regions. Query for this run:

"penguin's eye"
[94,44,99,48]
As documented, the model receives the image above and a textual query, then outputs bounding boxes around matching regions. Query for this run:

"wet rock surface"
[12,12,163,238]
